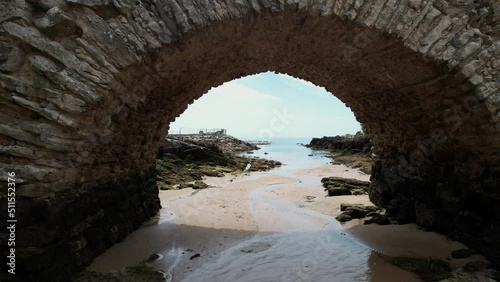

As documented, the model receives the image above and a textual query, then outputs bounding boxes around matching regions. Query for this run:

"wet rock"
[247,158,282,172]
[322,177,370,196]
[345,206,370,219]
[338,204,382,222]
[192,181,208,189]
[340,203,352,211]
[158,183,173,190]
[328,187,352,196]
[335,213,352,222]
[340,203,378,212]
[177,183,191,189]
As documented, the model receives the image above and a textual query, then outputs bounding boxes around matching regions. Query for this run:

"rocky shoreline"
[306,132,373,174]
[156,136,281,191]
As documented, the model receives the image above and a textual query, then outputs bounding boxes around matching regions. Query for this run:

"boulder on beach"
[322,177,370,196]
[336,203,382,223]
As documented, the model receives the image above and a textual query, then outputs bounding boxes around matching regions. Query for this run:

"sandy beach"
[86,161,489,281]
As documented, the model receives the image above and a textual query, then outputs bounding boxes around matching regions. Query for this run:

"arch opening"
[168,71,363,140]
[1,0,499,280]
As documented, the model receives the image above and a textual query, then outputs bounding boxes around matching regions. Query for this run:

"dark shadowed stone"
[427,258,451,272]
[451,248,473,259]
[462,261,492,272]
[365,214,391,225]
[340,203,354,211]
[345,206,370,219]
[0,42,25,72]
[328,188,352,196]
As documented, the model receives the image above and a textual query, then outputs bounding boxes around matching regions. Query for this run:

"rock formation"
[0,0,499,280]
[308,131,372,153]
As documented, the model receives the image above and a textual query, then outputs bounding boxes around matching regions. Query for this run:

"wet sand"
[86,163,486,281]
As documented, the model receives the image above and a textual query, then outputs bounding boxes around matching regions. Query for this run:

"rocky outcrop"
[322,176,370,196]
[308,131,371,153]
[160,137,234,164]
[156,136,281,190]
[335,203,385,223]
[166,135,259,154]
[308,132,373,173]
[369,160,500,263]
[0,0,499,280]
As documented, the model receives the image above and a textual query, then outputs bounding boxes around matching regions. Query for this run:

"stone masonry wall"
[0,0,499,280]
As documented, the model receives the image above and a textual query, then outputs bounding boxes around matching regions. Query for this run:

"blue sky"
[169,72,361,140]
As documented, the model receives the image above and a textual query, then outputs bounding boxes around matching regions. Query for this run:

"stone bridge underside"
[1,0,499,280]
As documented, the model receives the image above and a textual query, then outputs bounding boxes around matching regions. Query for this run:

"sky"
[169,72,361,140]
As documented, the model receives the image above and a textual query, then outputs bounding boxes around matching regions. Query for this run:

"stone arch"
[1,0,499,280]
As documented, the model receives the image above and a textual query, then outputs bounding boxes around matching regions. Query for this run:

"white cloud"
[208,80,282,101]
